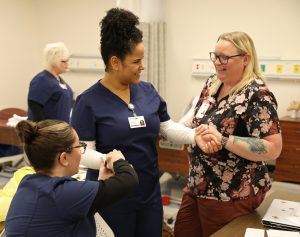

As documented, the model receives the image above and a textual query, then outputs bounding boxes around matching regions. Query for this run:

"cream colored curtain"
[139,22,166,97]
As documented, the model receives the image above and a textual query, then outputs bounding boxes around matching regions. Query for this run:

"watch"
[221,135,229,149]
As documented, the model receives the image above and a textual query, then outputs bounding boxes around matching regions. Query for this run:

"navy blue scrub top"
[28,70,73,123]
[71,81,170,198]
[6,174,98,237]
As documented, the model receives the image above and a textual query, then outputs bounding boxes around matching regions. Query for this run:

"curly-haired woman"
[71,7,200,237]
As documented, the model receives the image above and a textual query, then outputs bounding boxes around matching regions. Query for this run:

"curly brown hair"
[100,8,143,72]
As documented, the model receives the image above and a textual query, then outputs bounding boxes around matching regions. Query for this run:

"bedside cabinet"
[273,116,300,183]
[157,139,189,176]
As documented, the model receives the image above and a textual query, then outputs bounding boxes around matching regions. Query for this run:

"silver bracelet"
[221,136,229,149]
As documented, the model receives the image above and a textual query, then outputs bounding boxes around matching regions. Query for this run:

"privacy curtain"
[139,22,166,97]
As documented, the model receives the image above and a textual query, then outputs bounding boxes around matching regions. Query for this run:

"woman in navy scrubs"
[27,42,73,123]
[71,8,198,237]
[5,119,138,237]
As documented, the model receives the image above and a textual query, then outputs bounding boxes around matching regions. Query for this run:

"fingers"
[98,160,105,179]
[98,159,115,180]
[196,134,222,154]
[195,124,209,135]
[106,149,125,170]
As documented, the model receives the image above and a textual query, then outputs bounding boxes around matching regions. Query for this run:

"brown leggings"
[174,192,265,237]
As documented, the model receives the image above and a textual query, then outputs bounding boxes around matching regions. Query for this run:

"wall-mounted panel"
[69,54,105,72]
[192,58,300,80]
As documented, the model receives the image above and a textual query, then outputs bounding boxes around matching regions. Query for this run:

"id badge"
[196,102,209,118]
[128,116,146,128]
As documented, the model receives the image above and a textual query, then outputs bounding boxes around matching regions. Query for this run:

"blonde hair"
[209,31,265,96]
[43,42,70,71]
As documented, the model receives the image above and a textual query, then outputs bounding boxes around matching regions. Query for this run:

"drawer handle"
[296,131,300,134]
[296,148,300,151]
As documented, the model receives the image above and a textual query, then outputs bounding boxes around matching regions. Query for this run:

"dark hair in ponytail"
[100,8,143,71]
[16,120,75,172]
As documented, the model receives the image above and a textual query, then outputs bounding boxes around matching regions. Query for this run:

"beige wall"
[34,0,115,98]
[0,0,300,121]
[0,0,39,110]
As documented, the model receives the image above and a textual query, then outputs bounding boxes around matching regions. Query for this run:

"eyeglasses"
[209,52,245,65]
[66,141,87,154]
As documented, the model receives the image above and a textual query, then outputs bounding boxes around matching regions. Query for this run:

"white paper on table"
[262,199,300,228]
[267,229,300,237]
[244,228,265,237]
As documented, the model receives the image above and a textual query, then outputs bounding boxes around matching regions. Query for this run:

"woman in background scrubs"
[27,42,73,123]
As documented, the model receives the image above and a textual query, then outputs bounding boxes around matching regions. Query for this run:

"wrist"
[221,135,229,149]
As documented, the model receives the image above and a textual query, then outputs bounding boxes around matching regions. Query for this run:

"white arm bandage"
[178,96,199,127]
[160,120,195,145]
[80,140,106,170]
[159,96,199,145]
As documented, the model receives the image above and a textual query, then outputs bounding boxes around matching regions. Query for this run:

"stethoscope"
[128,103,137,117]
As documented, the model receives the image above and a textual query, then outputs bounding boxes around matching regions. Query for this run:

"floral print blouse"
[186,75,281,201]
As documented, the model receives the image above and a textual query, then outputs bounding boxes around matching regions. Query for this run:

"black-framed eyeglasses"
[61,59,69,63]
[66,141,87,154]
[209,52,245,65]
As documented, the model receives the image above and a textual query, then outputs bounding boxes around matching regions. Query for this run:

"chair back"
[94,213,115,237]
[0,228,6,237]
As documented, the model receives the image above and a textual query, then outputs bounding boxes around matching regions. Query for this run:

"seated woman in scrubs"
[71,7,211,237]
[5,119,138,237]
[27,42,73,123]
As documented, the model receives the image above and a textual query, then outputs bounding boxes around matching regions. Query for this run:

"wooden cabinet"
[0,108,27,146]
[273,116,300,183]
[157,139,189,175]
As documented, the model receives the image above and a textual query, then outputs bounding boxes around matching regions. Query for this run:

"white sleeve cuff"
[80,140,106,170]
[160,120,195,145]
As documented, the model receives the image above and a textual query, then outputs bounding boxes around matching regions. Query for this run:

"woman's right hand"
[105,149,125,171]
[195,124,222,153]
[195,133,221,153]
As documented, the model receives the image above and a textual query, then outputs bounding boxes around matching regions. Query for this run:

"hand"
[98,160,114,180]
[195,124,222,154]
[105,149,125,171]
[195,133,221,153]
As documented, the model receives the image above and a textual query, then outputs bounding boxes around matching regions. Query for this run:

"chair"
[94,213,115,237]
[0,228,6,237]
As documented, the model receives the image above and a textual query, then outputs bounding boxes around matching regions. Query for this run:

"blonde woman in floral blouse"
[174,31,282,237]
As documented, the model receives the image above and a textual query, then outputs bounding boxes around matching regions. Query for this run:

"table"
[211,190,300,237]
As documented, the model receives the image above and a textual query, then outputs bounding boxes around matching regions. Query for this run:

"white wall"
[1,0,300,121]
[34,0,116,98]
[0,0,115,110]
[164,0,300,120]
[0,0,39,110]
